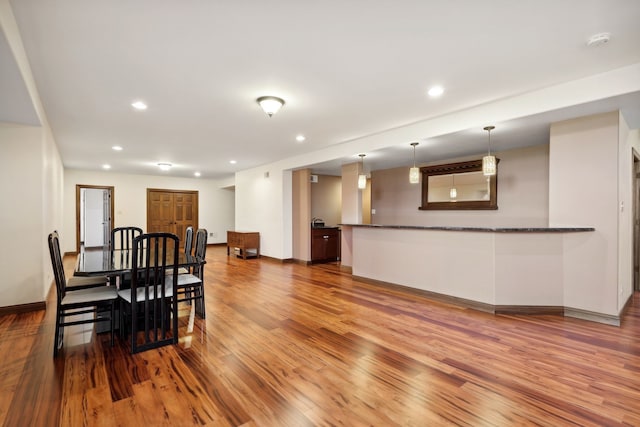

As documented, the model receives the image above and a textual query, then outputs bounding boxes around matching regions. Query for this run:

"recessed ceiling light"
[296,135,306,142]
[229,160,237,164]
[194,172,201,177]
[102,164,111,170]
[112,145,123,151]
[131,100,148,110]
[427,86,444,97]
[157,162,172,171]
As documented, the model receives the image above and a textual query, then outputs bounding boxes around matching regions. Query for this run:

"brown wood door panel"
[147,189,198,239]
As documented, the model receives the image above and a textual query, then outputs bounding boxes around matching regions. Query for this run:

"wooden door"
[174,192,197,242]
[147,189,198,238]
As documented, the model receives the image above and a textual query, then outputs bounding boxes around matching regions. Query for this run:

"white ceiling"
[6,0,640,179]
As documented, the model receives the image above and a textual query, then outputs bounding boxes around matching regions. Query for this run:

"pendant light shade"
[450,174,457,199]
[482,125,496,176]
[409,142,420,184]
[358,154,367,189]
[257,96,285,117]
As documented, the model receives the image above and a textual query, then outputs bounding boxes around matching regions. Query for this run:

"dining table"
[75,246,204,278]
[74,246,205,333]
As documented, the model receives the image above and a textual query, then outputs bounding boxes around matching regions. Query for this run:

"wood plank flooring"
[1,245,640,426]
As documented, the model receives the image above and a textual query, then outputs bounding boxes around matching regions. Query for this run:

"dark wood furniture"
[311,227,341,264]
[75,246,203,277]
[117,233,179,354]
[227,231,260,259]
[48,231,118,357]
[175,228,207,318]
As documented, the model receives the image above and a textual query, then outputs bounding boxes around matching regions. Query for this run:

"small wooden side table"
[227,231,260,259]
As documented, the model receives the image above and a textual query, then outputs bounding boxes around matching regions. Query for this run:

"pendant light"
[482,125,496,176]
[358,154,367,189]
[409,142,420,184]
[450,174,457,199]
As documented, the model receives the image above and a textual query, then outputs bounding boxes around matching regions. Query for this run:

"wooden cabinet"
[311,228,341,264]
[227,231,260,259]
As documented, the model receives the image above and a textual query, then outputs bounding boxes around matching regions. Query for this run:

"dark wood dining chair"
[175,226,194,275]
[111,226,143,250]
[48,232,118,357]
[184,226,194,256]
[110,226,143,286]
[175,228,207,318]
[117,233,179,353]
[50,231,110,291]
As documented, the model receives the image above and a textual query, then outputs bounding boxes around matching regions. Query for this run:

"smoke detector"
[587,32,610,47]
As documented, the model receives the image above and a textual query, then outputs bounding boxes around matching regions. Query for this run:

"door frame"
[76,184,115,254]
[634,149,640,292]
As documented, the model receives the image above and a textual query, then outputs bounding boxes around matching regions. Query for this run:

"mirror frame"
[419,158,499,210]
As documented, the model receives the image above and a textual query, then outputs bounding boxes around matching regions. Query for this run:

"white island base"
[342,224,623,326]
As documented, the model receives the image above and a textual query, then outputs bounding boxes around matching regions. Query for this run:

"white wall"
[41,125,64,298]
[371,144,550,227]
[0,126,43,306]
[235,167,292,259]
[1,3,64,308]
[550,111,620,316]
[63,169,235,253]
[619,121,639,311]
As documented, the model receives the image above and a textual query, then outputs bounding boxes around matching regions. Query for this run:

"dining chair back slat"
[48,231,118,357]
[118,232,179,353]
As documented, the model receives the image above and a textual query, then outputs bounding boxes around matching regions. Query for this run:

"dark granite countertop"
[340,224,595,233]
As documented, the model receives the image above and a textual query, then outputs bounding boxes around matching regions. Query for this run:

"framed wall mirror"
[419,159,498,210]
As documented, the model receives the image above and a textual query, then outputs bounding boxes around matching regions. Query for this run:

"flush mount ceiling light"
[587,32,610,47]
[131,100,148,110]
[112,145,123,151]
[257,96,285,117]
[358,154,367,190]
[409,142,420,184]
[102,164,111,170]
[295,135,306,142]
[482,126,496,176]
[229,160,237,164]
[194,172,201,177]
[157,162,172,171]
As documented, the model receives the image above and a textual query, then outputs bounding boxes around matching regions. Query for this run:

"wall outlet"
[371,208,376,215]
[212,232,218,238]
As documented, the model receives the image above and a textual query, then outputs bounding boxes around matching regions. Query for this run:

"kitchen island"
[339,224,617,324]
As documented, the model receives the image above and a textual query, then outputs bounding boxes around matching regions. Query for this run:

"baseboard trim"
[339,265,353,274]
[495,305,564,315]
[352,275,495,314]
[0,301,46,316]
[619,293,633,320]
[63,251,77,257]
[564,307,620,326]
[351,275,622,325]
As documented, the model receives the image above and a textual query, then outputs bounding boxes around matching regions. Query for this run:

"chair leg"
[53,311,62,357]
[110,302,115,347]
[197,288,206,319]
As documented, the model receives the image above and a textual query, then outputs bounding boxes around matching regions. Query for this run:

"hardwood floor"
[1,245,640,426]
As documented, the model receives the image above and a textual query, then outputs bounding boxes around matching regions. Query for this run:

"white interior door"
[84,188,107,247]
